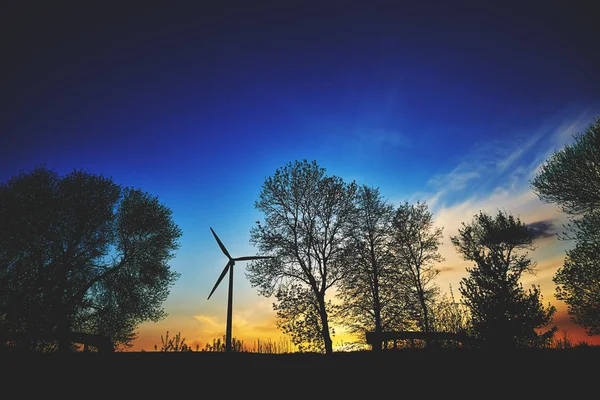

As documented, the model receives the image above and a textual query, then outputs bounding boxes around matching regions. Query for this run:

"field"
[3,347,597,395]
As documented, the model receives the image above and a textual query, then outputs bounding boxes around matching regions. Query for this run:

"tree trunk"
[372,263,383,352]
[317,294,333,354]
[419,290,433,348]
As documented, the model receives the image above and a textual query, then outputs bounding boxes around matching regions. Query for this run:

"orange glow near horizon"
[127,306,600,352]
[129,212,600,352]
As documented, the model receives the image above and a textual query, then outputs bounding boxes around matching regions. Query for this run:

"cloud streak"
[527,220,559,240]
[420,112,597,303]
[424,110,598,214]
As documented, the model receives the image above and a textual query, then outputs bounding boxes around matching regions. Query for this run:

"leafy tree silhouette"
[391,200,444,340]
[552,213,600,336]
[451,210,557,349]
[0,166,182,352]
[531,116,600,337]
[531,117,600,215]
[247,159,357,355]
[337,185,400,351]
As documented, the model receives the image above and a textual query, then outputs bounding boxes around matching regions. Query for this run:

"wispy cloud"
[528,111,595,181]
[426,111,598,213]
[428,166,481,191]
[193,314,222,330]
[420,111,598,298]
[496,131,543,171]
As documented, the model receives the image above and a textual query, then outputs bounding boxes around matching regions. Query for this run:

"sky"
[2,0,600,351]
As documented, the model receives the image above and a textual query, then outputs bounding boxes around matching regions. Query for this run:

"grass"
[3,329,597,396]
[3,346,598,396]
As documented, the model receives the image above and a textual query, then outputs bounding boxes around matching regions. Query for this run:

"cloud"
[425,111,599,214]
[428,165,481,191]
[193,314,221,327]
[528,108,599,181]
[527,219,559,240]
[495,131,543,171]
[420,112,596,298]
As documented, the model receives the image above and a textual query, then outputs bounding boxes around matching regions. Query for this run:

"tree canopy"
[247,160,357,354]
[0,166,182,352]
[336,186,404,349]
[531,116,600,339]
[451,210,557,349]
[531,117,600,216]
[391,200,444,335]
[552,210,600,336]
[554,237,600,335]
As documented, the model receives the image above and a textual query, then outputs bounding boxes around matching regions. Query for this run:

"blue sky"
[2,1,600,349]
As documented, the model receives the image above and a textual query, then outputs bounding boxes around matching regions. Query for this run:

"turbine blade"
[207,261,231,300]
[210,227,232,260]
[234,256,274,262]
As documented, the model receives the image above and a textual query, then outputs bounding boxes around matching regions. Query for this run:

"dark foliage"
[532,116,600,338]
[451,210,557,349]
[247,159,357,354]
[0,166,181,352]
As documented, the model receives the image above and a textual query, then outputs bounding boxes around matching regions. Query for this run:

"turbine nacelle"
[207,227,273,300]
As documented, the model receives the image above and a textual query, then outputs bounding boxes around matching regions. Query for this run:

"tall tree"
[553,212,600,336]
[337,186,408,350]
[531,117,600,216]
[0,166,182,352]
[247,160,357,354]
[451,210,557,349]
[272,283,337,353]
[391,201,444,335]
[531,116,600,337]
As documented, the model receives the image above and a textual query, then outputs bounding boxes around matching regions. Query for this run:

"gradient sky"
[2,1,600,351]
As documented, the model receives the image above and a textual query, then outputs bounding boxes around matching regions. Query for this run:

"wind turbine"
[207,227,273,352]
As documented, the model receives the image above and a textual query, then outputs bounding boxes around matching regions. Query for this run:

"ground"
[3,347,597,395]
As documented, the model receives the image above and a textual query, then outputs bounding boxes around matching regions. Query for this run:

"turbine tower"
[207,227,273,352]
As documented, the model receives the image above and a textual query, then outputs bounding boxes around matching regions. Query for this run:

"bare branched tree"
[391,201,444,335]
[337,186,410,350]
[246,160,357,354]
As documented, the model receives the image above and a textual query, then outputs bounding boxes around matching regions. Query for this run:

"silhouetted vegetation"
[553,217,600,335]
[247,159,594,354]
[550,329,594,349]
[337,186,400,351]
[194,335,297,353]
[451,210,557,349]
[155,331,197,352]
[428,284,471,343]
[0,166,182,353]
[531,117,600,215]
[390,201,444,339]
[202,335,247,352]
[532,117,600,337]
[337,192,448,351]
[252,337,297,354]
[248,159,358,354]
[6,131,600,356]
